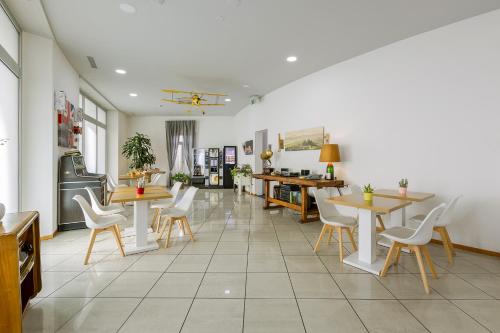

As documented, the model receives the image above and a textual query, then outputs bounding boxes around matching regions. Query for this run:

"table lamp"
[319,144,341,180]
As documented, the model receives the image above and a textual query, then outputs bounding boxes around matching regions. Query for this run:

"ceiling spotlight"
[242,84,249,88]
[115,69,127,75]
[129,93,138,97]
[225,98,231,102]
[286,56,298,62]
[119,3,136,14]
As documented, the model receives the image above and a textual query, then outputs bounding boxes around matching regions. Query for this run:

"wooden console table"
[253,174,343,222]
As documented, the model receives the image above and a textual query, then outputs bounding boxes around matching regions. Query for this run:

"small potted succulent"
[398,178,408,196]
[362,184,374,201]
[136,177,145,195]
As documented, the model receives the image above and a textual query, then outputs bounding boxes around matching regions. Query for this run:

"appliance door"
[223,146,237,188]
[58,180,103,231]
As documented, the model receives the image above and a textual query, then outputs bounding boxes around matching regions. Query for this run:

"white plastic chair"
[312,188,357,261]
[85,187,125,216]
[380,203,446,294]
[150,173,161,185]
[341,185,386,231]
[150,182,183,231]
[73,195,126,264]
[107,175,127,203]
[409,195,462,263]
[157,186,198,248]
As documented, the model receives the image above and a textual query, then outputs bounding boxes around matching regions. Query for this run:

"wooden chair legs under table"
[84,225,124,265]
[376,215,386,232]
[434,226,454,263]
[158,216,195,248]
[313,224,357,262]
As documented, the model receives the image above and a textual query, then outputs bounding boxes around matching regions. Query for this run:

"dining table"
[327,194,412,275]
[110,185,172,255]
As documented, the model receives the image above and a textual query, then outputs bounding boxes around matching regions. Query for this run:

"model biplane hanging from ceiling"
[161,89,227,115]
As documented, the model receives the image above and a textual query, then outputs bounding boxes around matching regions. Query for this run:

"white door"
[254,129,267,196]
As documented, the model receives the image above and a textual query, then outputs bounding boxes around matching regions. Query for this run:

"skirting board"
[40,231,57,240]
[431,238,500,258]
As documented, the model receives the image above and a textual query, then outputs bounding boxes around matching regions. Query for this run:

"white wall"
[107,109,130,182]
[234,10,500,252]
[128,116,235,184]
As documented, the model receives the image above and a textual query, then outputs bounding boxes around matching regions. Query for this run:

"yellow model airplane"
[161,89,227,115]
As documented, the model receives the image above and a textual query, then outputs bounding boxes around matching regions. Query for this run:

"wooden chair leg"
[327,228,334,244]
[337,226,343,262]
[394,244,402,265]
[436,226,454,264]
[443,227,455,256]
[111,225,125,257]
[108,191,114,204]
[376,215,386,231]
[84,229,98,265]
[151,208,159,231]
[380,242,398,276]
[346,227,357,251]
[164,218,174,248]
[413,245,430,294]
[421,245,438,279]
[114,225,124,245]
[183,217,194,241]
[157,216,168,240]
[314,224,328,253]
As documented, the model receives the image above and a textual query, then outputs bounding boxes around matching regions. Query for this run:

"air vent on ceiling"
[87,56,98,69]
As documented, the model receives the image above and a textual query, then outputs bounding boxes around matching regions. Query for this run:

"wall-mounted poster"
[243,140,253,155]
[56,91,78,148]
[284,127,324,151]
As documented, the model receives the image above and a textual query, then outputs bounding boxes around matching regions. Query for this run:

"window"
[0,4,19,213]
[173,135,189,174]
[80,93,106,174]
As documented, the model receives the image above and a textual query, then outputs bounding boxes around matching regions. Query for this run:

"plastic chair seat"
[151,199,175,210]
[380,226,416,244]
[321,215,357,227]
[410,214,425,223]
[97,214,127,228]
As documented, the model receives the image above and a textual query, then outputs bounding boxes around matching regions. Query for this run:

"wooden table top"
[110,186,172,203]
[0,211,38,236]
[373,189,434,202]
[119,170,166,180]
[327,194,412,214]
[253,174,343,187]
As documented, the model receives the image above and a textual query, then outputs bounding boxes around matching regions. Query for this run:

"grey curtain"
[165,120,196,177]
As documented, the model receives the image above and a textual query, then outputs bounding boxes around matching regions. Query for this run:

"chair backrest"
[170,182,183,202]
[85,187,106,213]
[175,186,198,213]
[435,195,462,227]
[150,173,161,185]
[340,184,362,196]
[107,175,119,191]
[73,195,101,229]
[406,203,446,245]
[313,188,342,221]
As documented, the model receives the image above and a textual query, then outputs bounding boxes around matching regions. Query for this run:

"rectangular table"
[253,174,343,223]
[111,186,172,255]
[327,194,411,274]
[119,170,166,183]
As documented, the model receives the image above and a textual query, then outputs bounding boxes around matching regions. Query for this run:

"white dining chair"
[73,195,126,264]
[312,188,357,261]
[85,187,125,216]
[150,173,161,185]
[340,184,386,231]
[150,182,183,231]
[380,203,446,294]
[107,175,127,203]
[157,186,198,248]
[409,195,462,263]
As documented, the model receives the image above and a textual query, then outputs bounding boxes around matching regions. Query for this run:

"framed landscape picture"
[243,140,253,155]
[284,127,324,151]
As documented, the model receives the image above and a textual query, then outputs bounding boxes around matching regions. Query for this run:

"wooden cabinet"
[0,211,41,333]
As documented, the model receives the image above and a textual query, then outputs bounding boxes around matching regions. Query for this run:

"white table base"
[123,200,159,255]
[343,253,387,275]
[124,233,159,255]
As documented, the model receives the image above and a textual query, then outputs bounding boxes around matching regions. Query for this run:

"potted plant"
[399,178,408,196]
[362,184,374,201]
[121,132,156,171]
[230,164,253,179]
[136,177,145,195]
[172,172,190,185]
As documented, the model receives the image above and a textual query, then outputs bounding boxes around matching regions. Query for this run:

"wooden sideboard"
[253,174,344,222]
[0,211,42,333]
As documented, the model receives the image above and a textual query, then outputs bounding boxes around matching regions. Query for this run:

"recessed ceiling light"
[120,3,136,14]
[225,98,231,102]
[115,69,127,75]
[286,56,298,62]
[242,84,249,88]
[129,93,138,97]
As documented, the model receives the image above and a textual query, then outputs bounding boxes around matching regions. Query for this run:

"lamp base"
[325,163,334,180]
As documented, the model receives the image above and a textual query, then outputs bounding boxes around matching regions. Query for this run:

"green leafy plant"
[399,178,408,188]
[362,184,374,193]
[121,132,156,171]
[172,172,190,184]
[230,164,253,178]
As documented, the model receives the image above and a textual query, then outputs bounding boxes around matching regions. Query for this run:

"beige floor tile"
[98,271,161,297]
[244,299,305,333]
[319,256,367,274]
[452,299,500,332]
[38,271,80,297]
[47,254,107,272]
[284,255,327,272]
[207,254,247,272]
[147,272,203,297]
[197,273,246,298]
[279,241,315,255]
[126,254,176,272]
[215,241,249,254]
[247,255,287,272]
[246,273,294,298]
[248,242,282,255]
[190,232,222,242]
[290,273,344,298]
[429,275,492,299]
[167,255,211,272]
[463,256,500,273]
[90,254,141,272]
[51,271,120,297]
[181,299,244,333]
[377,274,442,299]
[459,273,500,298]
[333,274,394,299]
[434,257,490,274]
[181,241,218,254]
[249,231,278,242]
[41,254,72,271]
[298,299,366,333]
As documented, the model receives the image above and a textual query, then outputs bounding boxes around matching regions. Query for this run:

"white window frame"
[79,93,107,174]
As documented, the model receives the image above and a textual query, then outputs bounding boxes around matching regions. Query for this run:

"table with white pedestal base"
[327,194,412,275]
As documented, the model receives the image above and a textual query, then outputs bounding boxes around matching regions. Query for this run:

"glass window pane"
[84,98,96,119]
[84,120,97,173]
[0,63,18,212]
[79,94,83,109]
[97,107,106,124]
[97,127,106,174]
[0,6,19,63]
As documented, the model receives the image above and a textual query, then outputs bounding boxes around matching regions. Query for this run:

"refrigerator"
[223,146,237,189]
[208,148,220,187]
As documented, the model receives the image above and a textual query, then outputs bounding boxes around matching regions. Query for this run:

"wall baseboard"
[431,238,500,258]
[40,231,56,241]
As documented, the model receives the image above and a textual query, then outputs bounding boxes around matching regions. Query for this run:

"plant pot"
[363,193,373,201]
[399,187,407,196]
[136,187,145,195]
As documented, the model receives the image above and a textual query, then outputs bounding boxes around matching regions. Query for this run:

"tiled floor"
[25,189,500,332]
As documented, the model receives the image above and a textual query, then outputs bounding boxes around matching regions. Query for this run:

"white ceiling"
[11,0,500,116]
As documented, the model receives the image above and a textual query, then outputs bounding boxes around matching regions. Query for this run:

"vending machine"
[208,148,220,187]
[223,146,237,189]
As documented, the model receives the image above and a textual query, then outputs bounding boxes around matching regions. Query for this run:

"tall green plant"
[121,132,156,170]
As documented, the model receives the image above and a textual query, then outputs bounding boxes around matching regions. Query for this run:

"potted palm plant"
[362,184,374,201]
[399,178,408,196]
[121,132,156,171]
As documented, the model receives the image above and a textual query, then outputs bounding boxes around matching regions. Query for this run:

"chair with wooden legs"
[340,185,386,231]
[73,195,126,264]
[157,187,198,248]
[312,189,358,261]
[410,195,462,263]
[380,203,446,294]
[85,187,125,216]
[150,173,161,185]
[150,182,183,232]
[107,175,127,203]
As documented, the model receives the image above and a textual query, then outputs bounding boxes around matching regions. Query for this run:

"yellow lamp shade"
[319,144,341,163]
